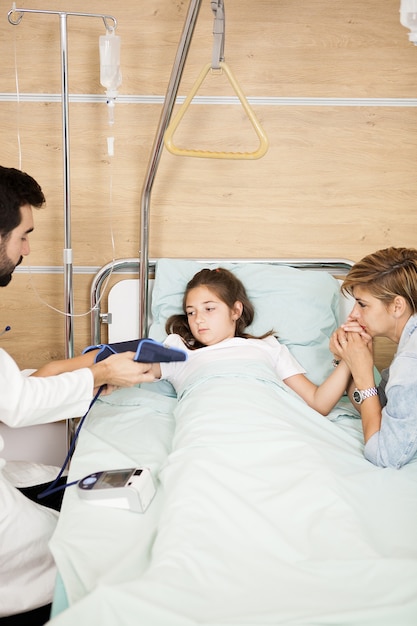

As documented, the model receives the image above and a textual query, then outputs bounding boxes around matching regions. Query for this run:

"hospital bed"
[47,257,417,626]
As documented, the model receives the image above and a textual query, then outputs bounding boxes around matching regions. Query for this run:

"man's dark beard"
[0,254,22,287]
[0,273,12,287]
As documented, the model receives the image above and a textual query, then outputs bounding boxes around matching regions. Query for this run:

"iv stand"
[8,6,118,454]
[7,7,117,361]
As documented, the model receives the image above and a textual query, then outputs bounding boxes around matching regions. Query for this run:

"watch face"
[353,390,361,404]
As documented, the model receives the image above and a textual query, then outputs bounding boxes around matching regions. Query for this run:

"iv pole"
[7,7,118,361]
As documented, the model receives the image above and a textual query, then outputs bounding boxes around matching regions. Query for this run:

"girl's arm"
[284,320,375,416]
[284,359,352,416]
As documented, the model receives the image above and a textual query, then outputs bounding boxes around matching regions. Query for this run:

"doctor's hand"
[91,352,158,390]
[98,384,120,396]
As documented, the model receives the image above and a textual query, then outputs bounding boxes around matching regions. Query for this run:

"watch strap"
[353,386,378,404]
[360,387,378,400]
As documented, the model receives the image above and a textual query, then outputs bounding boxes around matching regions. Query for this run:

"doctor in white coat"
[0,166,153,624]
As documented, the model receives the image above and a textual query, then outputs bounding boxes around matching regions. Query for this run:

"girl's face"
[185,285,242,346]
[350,286,397,340]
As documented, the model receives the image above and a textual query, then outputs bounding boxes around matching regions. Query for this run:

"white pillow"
[149,259,341,385]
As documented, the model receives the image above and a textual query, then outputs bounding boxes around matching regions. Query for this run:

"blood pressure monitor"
[77,467,156,513]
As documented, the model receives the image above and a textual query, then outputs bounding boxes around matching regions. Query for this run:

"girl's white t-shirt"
[160,334,305,393]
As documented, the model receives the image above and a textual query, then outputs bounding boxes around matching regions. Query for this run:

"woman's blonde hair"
[342,247,417,313]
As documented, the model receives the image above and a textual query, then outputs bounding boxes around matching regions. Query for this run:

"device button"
[80,475,97,488]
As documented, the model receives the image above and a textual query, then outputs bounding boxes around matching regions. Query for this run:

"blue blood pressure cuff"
[83,338,187,364]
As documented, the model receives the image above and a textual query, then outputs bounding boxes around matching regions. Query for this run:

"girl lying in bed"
[145,267,351,416]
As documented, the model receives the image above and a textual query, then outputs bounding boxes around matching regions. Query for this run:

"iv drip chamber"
[99,31,122,94]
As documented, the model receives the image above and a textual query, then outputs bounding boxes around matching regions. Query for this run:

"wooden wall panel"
[2,0,416,96]
[0,0,416,373]
[151,106,417,260]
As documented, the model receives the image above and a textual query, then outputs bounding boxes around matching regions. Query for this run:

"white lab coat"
[0,348,94,616]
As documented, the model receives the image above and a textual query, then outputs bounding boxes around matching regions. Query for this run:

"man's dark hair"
[0,166,45,238]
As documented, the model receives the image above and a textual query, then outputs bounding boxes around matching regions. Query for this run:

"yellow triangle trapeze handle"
[164,62,269,160]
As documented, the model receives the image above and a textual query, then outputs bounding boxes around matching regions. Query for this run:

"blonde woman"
[331,247,417,468]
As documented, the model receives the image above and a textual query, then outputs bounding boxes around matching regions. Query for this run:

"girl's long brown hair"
[165,267,274,349]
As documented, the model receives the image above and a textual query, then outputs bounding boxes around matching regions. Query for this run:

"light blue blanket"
[49,362,417,625]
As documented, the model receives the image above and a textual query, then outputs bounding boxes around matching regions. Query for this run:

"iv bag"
[99,32,122,95]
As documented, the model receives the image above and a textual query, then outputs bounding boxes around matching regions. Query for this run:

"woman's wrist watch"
[352,387,378,405]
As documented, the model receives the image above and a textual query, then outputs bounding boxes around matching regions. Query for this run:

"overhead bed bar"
[138,0,204,340]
